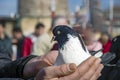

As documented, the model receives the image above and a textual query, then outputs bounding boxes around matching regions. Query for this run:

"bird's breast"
[59,35,91,66]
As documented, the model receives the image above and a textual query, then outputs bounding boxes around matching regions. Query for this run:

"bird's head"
[52,25,77,48]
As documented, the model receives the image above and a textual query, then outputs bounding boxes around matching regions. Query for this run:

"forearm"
[25,51,59,79]
[23,56,51,79]
[0,51,58,79]
[0,55,37,78]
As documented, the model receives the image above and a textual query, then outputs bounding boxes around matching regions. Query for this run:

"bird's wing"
[77,34,88,53]
[54,51,65,65]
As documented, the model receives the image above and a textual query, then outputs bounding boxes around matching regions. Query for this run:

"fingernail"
[69,63,77,71]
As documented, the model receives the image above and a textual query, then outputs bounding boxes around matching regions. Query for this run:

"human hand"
[35,56,103,80]
[23,51,59,79]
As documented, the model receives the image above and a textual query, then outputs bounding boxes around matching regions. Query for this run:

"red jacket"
[22,38,33,57]
[51,43,58,51]
[102,40,112,54]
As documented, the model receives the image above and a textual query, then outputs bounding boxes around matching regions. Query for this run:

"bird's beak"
[51,36,56,43]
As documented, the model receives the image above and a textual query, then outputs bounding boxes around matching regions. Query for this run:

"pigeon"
[52,25,116,67]
[52,25,91,66]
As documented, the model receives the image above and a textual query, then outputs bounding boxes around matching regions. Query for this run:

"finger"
[42,51,59,65]
[50,63,77,78]
[80,58,101,80]
[90,64,104,80]
[77,56,96,78]
[35,63,77,80]
[58,57,97,80]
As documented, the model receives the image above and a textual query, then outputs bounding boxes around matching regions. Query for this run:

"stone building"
[104,6,120,36]
[89,0,104,29]
[19,0,68,35]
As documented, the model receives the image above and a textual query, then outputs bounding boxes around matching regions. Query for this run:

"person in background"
[29,22,45,44]
[33,16,68,56]
[12,27,25,58]
[100,32,112,54]
[83,24,102,52]
[73,23,84,35]
[22,36,32,57]
[0,21,13,68]
[22,23,45,57]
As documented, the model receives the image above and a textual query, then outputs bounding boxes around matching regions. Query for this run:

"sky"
[69,0,120,12]
[0,0,120,17]
[0,0,18,17]
[68,0,84,13]
[101,0,120,10]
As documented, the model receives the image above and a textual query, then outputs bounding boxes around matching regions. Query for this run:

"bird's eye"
[57,31,61,35]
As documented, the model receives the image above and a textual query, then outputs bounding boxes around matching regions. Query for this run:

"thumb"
[35,63,76,80]
[51,63,77,77]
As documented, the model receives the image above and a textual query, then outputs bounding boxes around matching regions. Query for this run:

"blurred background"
[0,0,120,60]
[0,0,120,36]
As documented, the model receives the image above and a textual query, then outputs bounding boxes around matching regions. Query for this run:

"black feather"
[77,33,87,52]
[53,25,87,52]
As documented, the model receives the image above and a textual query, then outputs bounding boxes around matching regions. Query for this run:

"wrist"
[23,56,50,79]
[17,55,37,79]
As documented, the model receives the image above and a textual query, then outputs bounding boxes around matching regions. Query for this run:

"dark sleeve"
[110,36,120,64]
[0,55,37,78]
[6,37,13,59]
[9,40,13,58]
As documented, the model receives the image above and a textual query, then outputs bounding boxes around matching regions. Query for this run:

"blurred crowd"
[0,16,113,60]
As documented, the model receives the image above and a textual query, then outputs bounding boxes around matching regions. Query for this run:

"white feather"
[55,34,91,66]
